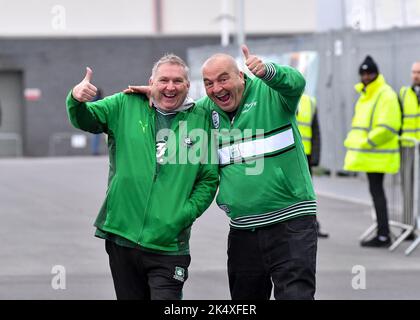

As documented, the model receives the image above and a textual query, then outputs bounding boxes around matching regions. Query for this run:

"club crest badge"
[184,136,193,148]
[173,266,186,282]
[212,110,220,129]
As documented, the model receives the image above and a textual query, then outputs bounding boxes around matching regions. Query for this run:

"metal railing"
[359,137,420,254]
[402,138,420,255]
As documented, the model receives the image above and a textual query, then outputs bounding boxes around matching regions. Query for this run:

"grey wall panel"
[0,36,221,156]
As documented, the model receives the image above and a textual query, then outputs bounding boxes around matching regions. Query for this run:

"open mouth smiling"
[163,93,176,98]
[215,93,230,103]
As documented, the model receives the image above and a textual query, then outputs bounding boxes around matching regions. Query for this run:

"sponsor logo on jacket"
[242,101,257,113]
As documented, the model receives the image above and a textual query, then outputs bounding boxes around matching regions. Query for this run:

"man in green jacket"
[199,46,317,300]
[66,54,218,300]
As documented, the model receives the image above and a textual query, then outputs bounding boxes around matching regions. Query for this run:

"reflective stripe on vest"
[218,127,295,165]
[346,147,399,154]
[400,87,420,143]
[296,95,315,155]
[349,90,398,154]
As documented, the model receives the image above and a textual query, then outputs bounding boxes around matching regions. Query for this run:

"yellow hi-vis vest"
[400,86,420,146]
[344,74,401,174]
[297,94,316,155]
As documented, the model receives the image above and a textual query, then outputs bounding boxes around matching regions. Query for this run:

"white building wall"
[162,0,316,35]
[0,0,315,37]
[0,0,155,36]
[1,0,419,37]
[243,0,316,34]
[344,0,420,31]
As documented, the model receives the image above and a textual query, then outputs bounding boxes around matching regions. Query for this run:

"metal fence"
[358,137,420,255]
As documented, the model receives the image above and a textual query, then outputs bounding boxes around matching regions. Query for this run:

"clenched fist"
[72,67,98,102]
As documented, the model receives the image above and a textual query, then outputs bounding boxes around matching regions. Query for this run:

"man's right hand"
[72,67,98,102]
[123,85,152,107]
[123,85,151,94]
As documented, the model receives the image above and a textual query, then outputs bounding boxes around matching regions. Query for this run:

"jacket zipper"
[137,110,157,244]
[136,110,185,244]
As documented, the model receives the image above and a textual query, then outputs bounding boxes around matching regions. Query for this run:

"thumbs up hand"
[72,67,98,102]
[242,45,266,78]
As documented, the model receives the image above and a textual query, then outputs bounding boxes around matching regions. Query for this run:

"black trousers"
[105,240,191,300]
[366,172,390,237]
[306,155,324,233]
[227,215,317,300]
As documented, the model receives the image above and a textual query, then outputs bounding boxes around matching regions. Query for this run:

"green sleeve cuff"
[66,90,82,108]
[261,62,276,82]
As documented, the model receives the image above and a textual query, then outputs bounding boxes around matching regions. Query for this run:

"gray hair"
[151,54,190,80]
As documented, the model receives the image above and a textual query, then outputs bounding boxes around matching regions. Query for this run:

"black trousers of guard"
[366,172,390,237]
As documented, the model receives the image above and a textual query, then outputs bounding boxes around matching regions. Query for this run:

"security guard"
[297,94,329,238]
[344,55,401,248]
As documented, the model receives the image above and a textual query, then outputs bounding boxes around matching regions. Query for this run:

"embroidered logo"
[156,141,167,164]
[242,101,257,113]
[173,266,186,282]
[212,111,220,129]
[219,204,231,213]
[139,120,148,133]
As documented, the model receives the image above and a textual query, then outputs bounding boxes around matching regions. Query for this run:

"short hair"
[151,54,189,80]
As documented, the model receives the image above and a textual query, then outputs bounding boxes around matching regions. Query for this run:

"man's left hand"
[242,44,266,78]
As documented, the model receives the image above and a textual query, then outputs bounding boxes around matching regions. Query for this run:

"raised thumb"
[84,67,93,82]
[241,45,250,60]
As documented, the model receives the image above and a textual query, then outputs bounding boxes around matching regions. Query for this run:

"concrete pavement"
[0,157,420,299]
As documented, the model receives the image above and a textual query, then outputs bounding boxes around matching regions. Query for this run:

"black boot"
[360,235,391,248]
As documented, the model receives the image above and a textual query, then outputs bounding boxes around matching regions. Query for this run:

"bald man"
[198,46,318,300]
[399,61,420,236]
